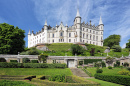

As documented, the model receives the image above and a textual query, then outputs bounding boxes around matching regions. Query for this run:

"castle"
[28,9,104,48]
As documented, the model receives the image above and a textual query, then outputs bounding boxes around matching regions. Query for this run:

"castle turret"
[98,16,104,46]
[74,9,81,42]
[44,20,48,43]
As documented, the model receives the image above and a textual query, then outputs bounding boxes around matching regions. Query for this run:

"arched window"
[83,34,85,38]
[53,33,54,38]
[69,33,71,37]
[60,32,63,36]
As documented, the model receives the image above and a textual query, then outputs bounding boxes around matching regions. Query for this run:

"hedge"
[0,62,67,68]
[10,60,18,63]
[84,59,102,64]
[94,73,130,86]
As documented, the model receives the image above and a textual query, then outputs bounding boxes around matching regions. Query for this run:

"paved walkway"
[70,68,94,78]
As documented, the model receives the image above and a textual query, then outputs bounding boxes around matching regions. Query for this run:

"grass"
[0,68,72,76]
[87,67,127,76]
[46,43,72,51]
[87,78,124,86]
[0,80,35,86]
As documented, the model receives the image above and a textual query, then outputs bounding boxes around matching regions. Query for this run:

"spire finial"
[28,29,31,35]
[44,19,47,26]
[76,8,80,17]
[99,16,103,25]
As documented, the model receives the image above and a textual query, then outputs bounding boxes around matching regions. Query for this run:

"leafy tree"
[0,23,25,54]
[38,53,48,63]
[111,45,121,52]
[123,62,129,67]
[126,39,130,48]
[71,44,84,55]
[103,34,121,48]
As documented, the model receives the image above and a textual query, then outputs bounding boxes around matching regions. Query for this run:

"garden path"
[70,68,94,78]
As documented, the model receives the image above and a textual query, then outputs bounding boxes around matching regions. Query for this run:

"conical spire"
[99,16,103,25]
[28,29,31,35]
[76,8,80,17]
[44,20,47,26]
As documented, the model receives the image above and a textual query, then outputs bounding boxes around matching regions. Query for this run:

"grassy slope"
[87,78,124,86]
[87,67,127,76]
[46,43,72,51]
[0,68,72,76]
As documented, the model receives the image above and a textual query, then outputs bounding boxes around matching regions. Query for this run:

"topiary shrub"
[0,58,6,62]
[22,58,30,63]
[30,60,38,63]
[118,70,130,75]
[123,62,129,67]
[108,66,112,69]
[96,69,103,73]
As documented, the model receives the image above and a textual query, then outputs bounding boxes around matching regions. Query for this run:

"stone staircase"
[70,68,94,78]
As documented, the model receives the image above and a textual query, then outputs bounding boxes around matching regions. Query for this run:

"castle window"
[86,34,88,39]
[93,35,95,40]
[93,31,95,34]
[69,39,71,42]
[90,30,91,33]
[63,39,64,42]
[101,37,102,40]
[74,39,75,42]
[93,42,95,44]
[87,41,88,43]
[40,35,41,37]
[61,39,62,42]
[53,39,54,43]
[87,29,88,32]
[83,34,85,38]
[53,33,54,38]
[83,40,84,43]
[83,28,84,31]
[37,36,38,38]
[90,35,91,40]
[59,39,60,42]
[96,32,98,35]
[90,41,91,44]
[49,33,50,38]
[101,32,102,34]
[96,36,98,41]
[69,33,71,37]
[60,32,63,36]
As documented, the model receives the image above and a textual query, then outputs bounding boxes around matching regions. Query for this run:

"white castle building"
[28,9,104,48]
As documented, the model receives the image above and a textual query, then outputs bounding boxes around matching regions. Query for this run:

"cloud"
[122,43,126,48]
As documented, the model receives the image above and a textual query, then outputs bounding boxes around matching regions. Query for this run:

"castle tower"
[98,16,104,46]
[74,9,81,42]
[28,29,31,48]
[44,20,48,43]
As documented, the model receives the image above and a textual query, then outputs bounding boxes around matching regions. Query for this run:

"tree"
[0,23,25,54]
[103,34,121,48]
[71,44,84,55]
[38,53,48,63]
[126,39,130,48]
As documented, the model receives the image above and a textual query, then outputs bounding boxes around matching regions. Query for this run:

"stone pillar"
[74,59,78,68]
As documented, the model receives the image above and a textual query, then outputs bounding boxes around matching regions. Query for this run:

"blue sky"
[0,0,130,48]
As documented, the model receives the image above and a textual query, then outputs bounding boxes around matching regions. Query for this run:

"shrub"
[0,62,22,68]
[118,70,130,75]
[30,60,38,63]
[22,58,30,63]
[71,44,85,55]
[101,61,106,67]
[111,45,121,52]
[84,59,102,64]
[108,66,112,69]
[49,74,65,82]
[79,61,83,65]
[94,73,130,86]
[96,69,103,73]
[0,58,6,62]
[10,60,18,63]
[38,53,48,63]
[127,67,130,71]
[124,62,129,67]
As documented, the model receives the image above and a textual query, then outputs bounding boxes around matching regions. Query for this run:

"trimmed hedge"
[0,58,6,62]
[0,62,67,68]
[84,59,102,64]
[10,60,18,63]
[94,73,130,86]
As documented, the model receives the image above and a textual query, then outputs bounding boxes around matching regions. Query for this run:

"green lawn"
[0,68,72,76]
[87,67,127,76]
[87,78,124,86]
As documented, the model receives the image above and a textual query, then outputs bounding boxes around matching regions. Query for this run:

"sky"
[0,0,130,48]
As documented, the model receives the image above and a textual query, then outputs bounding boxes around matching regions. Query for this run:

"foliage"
[71,44,85,55]
[94,62,102,67]
[118,70,130,75]
[111,45,121,52]
[101,61,106,67]
[126,39,130,48]
[108,66,112,69]
[94,73,130,86]
[79,61,83,65]
[96,69,103,73]
[106,56,114,64]
[0,80,35,86]
[10,60,18,63]
[84,59,102,64]
[22,58,30,63]
[123,62,129,67]
[0,58,6,62]
[30,60,38,63]
[90,48,95,56]
[127,67,130,71]
[103,34,121,48]
[114,61,120,67]
[49,74,66,82]
[38,53,48,63]
[0,23,25,54]
[0,62,22,68]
